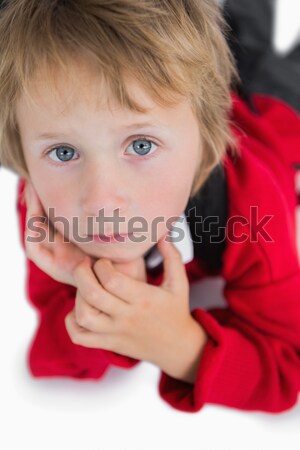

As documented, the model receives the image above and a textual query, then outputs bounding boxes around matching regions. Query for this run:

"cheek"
[156,152,198,200]
[140,159,196,232]
[30,180,78,235]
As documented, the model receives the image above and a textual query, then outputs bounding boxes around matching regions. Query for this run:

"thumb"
[157,233,188,295]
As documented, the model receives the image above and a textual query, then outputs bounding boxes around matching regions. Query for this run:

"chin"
[81,243,146,263]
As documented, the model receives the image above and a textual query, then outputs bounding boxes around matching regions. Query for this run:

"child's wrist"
[156,317,208,384]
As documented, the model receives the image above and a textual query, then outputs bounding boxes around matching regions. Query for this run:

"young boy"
[0,0,300,414]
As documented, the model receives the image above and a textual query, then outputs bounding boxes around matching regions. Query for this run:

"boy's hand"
[65,234,202,376]
[112,256,147,282]
[24,180,96,288]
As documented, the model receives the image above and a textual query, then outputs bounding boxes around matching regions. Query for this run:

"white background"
[1,1,300,449]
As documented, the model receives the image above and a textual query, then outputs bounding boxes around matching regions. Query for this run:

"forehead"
[17,56,176,109]
[15,58,193,139]
[16,62,124,118]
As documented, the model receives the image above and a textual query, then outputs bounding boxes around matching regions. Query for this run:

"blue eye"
[45,136,160,166]
[47,146,79,164]
[127,138,158,157]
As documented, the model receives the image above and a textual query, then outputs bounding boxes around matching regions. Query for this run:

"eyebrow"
[33,122,164,141]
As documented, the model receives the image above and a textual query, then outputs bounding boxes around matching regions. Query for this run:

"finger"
[113,257,147,282]
[24,185,68,281]
[24,191,52,264]
[25,180,47,220]
[72,257,127,316]
[25,181,48,244]
[25,180,60,250]
[24,220,57,277]
[25,181,58,240]
[65,309,117,350]
[74,289,114,334]
[93,258,148,303]
[157,234,189,295]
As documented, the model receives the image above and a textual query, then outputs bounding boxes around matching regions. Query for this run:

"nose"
[80,164,129,219]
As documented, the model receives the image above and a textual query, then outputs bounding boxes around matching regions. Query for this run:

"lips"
[88,233,133,243]
[88,233,131,238]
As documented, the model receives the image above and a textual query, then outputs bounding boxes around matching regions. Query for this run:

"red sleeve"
[16,179,141,379]
[158,94,300,413]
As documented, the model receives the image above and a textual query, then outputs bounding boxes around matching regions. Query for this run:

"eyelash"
[44,135,161,167]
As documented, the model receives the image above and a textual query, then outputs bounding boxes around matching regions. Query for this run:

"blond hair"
[0,0,239,197]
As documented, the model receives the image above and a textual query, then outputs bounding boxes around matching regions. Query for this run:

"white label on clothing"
[170,213,194,265]
[145,213,194,269]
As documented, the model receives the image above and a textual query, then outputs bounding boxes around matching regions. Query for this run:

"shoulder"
[221,94,300,285]
[229,92,300,168]
[226,93,299,215]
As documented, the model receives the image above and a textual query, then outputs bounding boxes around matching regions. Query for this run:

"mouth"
[87,233,134,243]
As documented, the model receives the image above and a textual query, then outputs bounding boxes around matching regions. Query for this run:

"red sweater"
[16,93,300,413]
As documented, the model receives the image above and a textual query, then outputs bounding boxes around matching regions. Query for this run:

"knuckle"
[85,288,99,304]
[104,273,118,290]
[66,319,77,343]
[64,313,77,343]
[94,260,119,290]
[93,258,103,272]
[77,310,90,328]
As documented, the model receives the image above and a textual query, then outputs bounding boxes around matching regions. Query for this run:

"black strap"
[144,162,229,277]
[184,162,228,274]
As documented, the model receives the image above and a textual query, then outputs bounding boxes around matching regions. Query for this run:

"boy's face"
[15,63,202,263]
